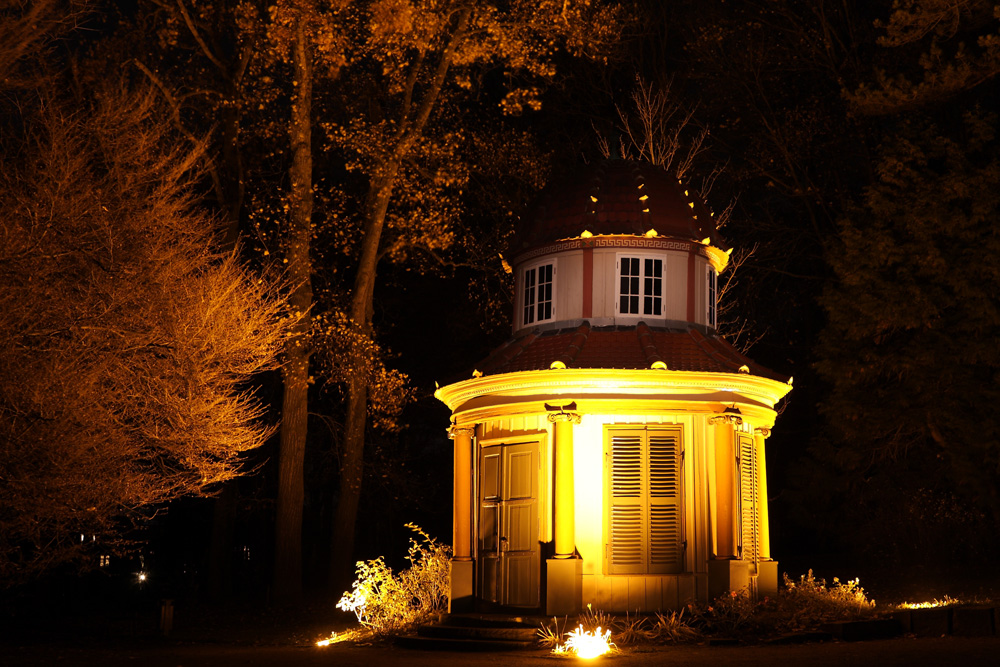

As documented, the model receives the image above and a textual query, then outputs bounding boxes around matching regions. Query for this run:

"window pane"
[522,268,536,325]
[620,258,642,314]
[707,269,717,327]
[535,263,553,322]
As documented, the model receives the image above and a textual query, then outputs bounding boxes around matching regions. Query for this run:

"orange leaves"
[0,85,293,582]
[309,311,412,431]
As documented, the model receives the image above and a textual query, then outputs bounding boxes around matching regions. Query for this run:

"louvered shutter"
[608,431,644,574]
[738,434,760,563]
[607,427,683,574]
[648,431,683,573]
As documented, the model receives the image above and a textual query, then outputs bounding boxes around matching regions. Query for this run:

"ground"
[2,636,1000,666]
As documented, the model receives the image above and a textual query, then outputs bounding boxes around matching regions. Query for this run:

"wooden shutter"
[608,431,644,574]
[738,434,760,563]
[607,427,683,574]
[648,430,683,573]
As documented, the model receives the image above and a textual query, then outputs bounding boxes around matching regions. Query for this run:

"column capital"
[448,425,476,439]
[547,412,581,424]
[753,427,771,438]
[710,405,744,426]
[709,414,743,426]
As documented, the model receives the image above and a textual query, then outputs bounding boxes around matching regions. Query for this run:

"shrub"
[696,589,768,636]
[775,569,876,631]
[336,524,451,637]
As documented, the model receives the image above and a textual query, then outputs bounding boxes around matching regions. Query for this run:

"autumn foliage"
[0,86,290,583]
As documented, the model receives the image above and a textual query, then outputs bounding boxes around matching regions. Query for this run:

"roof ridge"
[636,321,667,369]
[552,322,591,368]
[686,328,738,372]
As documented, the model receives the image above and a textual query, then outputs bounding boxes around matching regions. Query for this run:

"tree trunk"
[273,16,313,605]
[207,482,237,601]
[218,89,244,250]
[328,8,471,588]
[329,173,398,588]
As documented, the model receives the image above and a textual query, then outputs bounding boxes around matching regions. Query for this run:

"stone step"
[395,634,537,652]
[442,614,539,629]
[417,623,538,641]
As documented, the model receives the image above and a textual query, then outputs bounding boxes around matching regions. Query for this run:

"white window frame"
[616,253,665,318]
[706,265,718,329]
[521,259,556,326]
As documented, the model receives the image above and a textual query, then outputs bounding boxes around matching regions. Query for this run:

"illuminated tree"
[307,0,624,586]
[125,0,623,598]
[0,84,290,584]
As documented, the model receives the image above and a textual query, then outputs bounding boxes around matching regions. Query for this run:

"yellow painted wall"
[470,392,778,611]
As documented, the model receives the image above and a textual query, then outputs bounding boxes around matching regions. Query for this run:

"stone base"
[758,560,779,598]
[449,559,474,613]
[545,558,582,616]
[708,559,751,601]
[708,559,779,601]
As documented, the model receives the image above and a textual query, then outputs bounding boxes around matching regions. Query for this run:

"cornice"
[511,235,730,273]
[434,368,791,413]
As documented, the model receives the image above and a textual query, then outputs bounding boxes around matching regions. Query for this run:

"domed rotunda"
[435,160,791,615]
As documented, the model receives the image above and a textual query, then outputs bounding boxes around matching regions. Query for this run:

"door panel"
[482,451,501,500]
[478,441,539,608]
[504,553,535,607]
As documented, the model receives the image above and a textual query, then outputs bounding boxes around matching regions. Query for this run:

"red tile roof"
[511,160,724,257]
[474,322,788,382]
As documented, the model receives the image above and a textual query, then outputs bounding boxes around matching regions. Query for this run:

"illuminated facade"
[436,160,791,614]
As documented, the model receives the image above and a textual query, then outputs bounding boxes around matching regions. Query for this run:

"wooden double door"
[477,441,539,608]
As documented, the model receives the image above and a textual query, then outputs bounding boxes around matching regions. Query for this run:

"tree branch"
[174,0,227,74]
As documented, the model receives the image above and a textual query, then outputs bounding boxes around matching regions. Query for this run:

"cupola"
[509,160,729,335]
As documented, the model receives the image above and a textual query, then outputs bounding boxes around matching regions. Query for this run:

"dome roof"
[472,322,789,382]
[511,160,725,258]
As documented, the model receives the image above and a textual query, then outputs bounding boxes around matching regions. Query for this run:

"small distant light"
[684,190,689,196]
[137,572,147,583]
[637,182,645,189]
[639,194,648,201]
[642,208,650,213]
[689,202,695,208]
[701,237,711,244]
[645,228,658,237]
[580,230,593,238]
[590,195,598,203]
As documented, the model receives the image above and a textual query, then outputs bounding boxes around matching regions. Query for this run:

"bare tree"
[601,76,761,345]
[0,84,290,584]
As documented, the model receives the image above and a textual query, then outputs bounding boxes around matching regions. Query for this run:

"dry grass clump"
[538,569,880,647]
